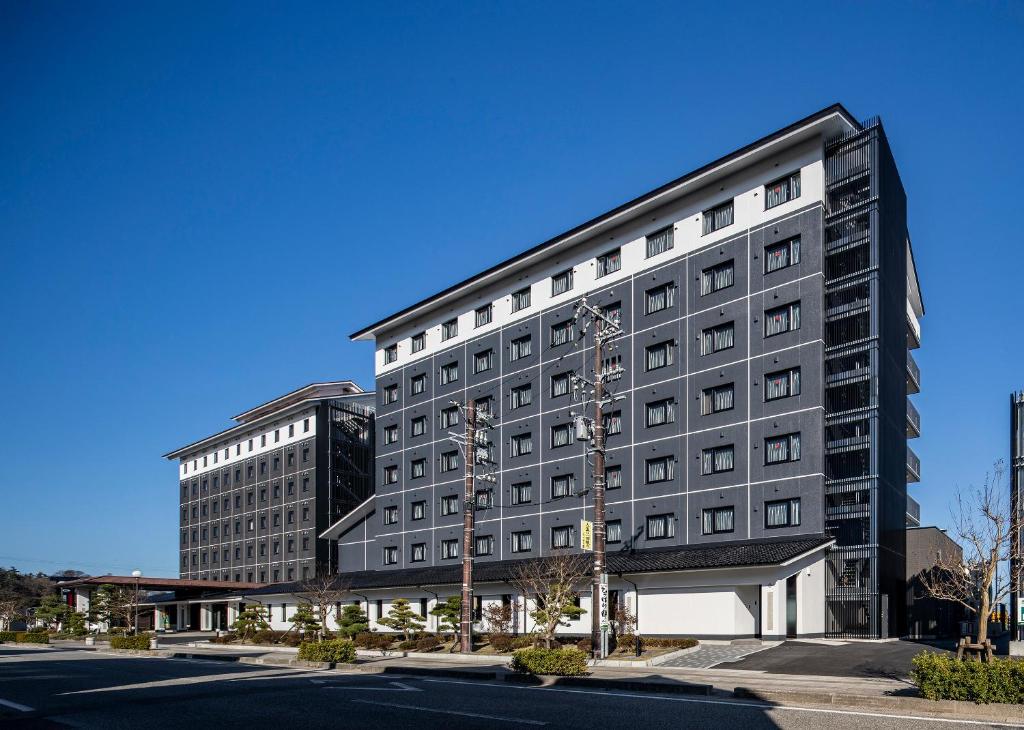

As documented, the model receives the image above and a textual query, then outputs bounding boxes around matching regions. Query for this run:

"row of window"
[382,170,802,369]
[383,297,803,407]
[182,534,312,565]
[182,566,309,584]
[380,496,802,564]
[182,467,312,501]
[181,477,312,517]
[182,421,311,474]
[182,505,312,539]
[381,366,802,458]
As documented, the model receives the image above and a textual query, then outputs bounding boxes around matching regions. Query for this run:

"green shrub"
[912,651,1024,704]
[297,639,356,664]
[15,631,50,644]
[415,635,441,652]
[511,635,535,650]
[353,632,393,650]
[510,647,589,676]
[109,634,151,650]
[0,631,16,643]
[397,639,417,650]
[487,633,514,652]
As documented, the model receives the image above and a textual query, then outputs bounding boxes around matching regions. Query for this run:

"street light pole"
[131,569,142,635]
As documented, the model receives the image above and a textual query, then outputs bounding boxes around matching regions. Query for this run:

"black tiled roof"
[231,534,831,597]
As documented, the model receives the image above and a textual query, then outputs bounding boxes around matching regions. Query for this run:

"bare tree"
[0,599,22,631]
[510,553,590,649]
[920,461,1022,648]
[92,584,141,634]
[298,566,349,641]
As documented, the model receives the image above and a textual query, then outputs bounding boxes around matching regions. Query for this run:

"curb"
[506,672,712,696]
[733,687,1024,724]
[382,665,498,680]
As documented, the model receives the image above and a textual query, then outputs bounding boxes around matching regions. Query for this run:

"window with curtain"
[603,354,623,380]
[701,260,735,296]
[383,505,398,525]
[551,423,572,448]
[764,171,801,210]
[646,226,674,257]
[551,474,574,498]
[603,410,622,435]
[765,433,801,465]
[441,539,459,559]
[702,506,734,535]
[601,301,621,326]
[383,546,398,565]
[511,530,533,552]
[551,525,575,549]
[440,361,459,384]
[510,335,532,361]
[765,498,801,528]
[475,489,492,510]
[702,323,735,355]
[475,304,492,328]
[439,406,460,428]
[606,520,623,543]
[645,456,675,483]
[765,302,801,337]
[411,332,426,352]
[442,318,458,341]
[512,286,531,312]
[410,416,426,437]
[702,200,734,235]
[645,340,675,371]
[440,494,459,515]
[510,432,533,457]
[765,367,801,401]
[551,268,574,296]
[597,248,621,278]
[509,384,532,409]
[474,349,493,373]
[511,481,532,504]
[475,535,494,555]
[440,451,459,472]
[550,320,574,347]
[645,282,676,314]
[410,373,426,395]
[384,344,398,364]
[765,237,801,273]
[701,445,734,475]
[410,459,426,479]
[410,543,426,562]
[606,464,623,489]
[411,501,426,520]
[383,465,398,484]
[646,513,675,539]
[551,371,573,397]
[383,424,398,444]
[701,383,735,415]
[645,398,675,427]
[383,384,398,404]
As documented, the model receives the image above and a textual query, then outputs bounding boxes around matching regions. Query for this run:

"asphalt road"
[0,646,1009,729]
[729,640,953,679]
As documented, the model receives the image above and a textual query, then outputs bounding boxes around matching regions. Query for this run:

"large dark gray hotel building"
[165,382,374,584]
[315,104,924,639]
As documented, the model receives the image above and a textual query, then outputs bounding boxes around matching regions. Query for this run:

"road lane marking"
[419,678,1024,728]
[0,698,34,712]
[323,681,420,692]
[349,699,546,725]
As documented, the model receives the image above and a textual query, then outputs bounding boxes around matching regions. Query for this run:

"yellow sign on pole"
[581,520,594,551]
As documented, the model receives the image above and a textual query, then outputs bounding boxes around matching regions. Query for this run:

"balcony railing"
[907,446,921,484]
[907,351,921,394]
[907,399,921,438]
[907,301,921,350]
[906,495,921,527]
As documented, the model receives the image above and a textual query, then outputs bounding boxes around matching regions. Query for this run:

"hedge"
[912,651,1024,704]
[510,647,589,676]
[297,639,357,664]
[0,631,15,643]
[110,635,152,650]
[14,631,49,644]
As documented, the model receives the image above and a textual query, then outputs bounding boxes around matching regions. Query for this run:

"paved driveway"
[727,639,950,680]
[658,643,771,669]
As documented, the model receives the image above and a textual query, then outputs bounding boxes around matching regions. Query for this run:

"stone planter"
[149,638,159,650]
[85,636,95,646]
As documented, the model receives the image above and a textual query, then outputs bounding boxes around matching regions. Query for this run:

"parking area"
[727,639,950,680]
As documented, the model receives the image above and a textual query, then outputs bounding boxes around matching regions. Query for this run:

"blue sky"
[1,2,1021,577]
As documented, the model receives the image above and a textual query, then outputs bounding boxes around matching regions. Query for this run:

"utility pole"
[571,297,623,659]
[460,399,476,655]
[447,399,495,655]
